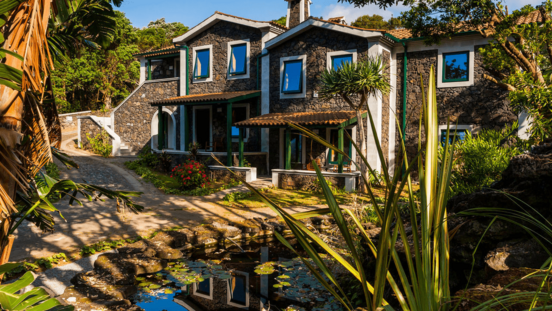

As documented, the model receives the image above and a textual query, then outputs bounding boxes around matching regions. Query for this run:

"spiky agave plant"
[215,66,456,310]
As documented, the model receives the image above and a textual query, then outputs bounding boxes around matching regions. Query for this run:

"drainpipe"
[256,52,269,90]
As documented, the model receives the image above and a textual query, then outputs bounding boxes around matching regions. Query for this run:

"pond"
[131,239,342,311]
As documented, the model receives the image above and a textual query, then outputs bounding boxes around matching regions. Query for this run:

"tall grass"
[216,67,456,310]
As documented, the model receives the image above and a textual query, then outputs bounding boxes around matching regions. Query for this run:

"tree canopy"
[350,14,403,29]
[273,16,287,27]
[135,18,189,52]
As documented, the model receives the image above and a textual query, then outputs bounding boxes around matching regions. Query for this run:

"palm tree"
[0,0,142,263]
[319,57,391,191]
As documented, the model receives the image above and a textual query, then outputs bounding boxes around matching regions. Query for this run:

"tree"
[135,18,188,52]
[273,16,287,27]
[0,0,143,266]
[351,14,402,30]
[319,57,391,191]
[52,11,140,112]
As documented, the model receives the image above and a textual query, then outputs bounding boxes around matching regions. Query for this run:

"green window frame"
[331,54,353,71]
[281,60,303,94]
[328,129,352,164]
[442,51,469,83]
[228,43,247,76]
[194,49,210,79]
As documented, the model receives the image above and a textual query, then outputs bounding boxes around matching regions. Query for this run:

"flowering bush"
[171,160,210,189]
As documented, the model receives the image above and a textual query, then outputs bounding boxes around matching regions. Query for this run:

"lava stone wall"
[80,118,112,151]
[268,27,370,113]
[113,80,180,152]
[395,45,517,163]
[186,21,263,94]
[150,57,178,80]
[288,0,302,28]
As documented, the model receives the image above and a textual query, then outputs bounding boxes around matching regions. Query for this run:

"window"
[442,51,469,83]
[328,129,352,164]
[290,132,303,170]
[282,60,303,93]
[229,44,247,75]
[227,272,249,308]
[331,54,353,71]
[231,106,248,137]
[193,278,213,300]
[194,49,210,79]
[441,129,468,146]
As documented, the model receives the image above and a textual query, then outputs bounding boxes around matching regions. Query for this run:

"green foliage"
[350,14,403,30]
[135,18,189,52]
[86,130,113,158]
[44,162,60,179]
[223,191,253,203]
[171,160,210,189]
[273,16,287,27]
[36,253,68,269]
[158,151,172,173]
[137,146,159,167]
[337,0,414,9]
[80,237,140,256]
[443,122,528,195]
[0,267,73,310]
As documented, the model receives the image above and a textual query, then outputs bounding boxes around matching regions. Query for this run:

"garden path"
[10,133,323,262]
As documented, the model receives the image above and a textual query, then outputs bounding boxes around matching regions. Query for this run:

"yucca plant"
[216,66,456,310]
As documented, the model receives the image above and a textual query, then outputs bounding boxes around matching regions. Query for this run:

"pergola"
[150,91,261,166]
[234,110,367,173]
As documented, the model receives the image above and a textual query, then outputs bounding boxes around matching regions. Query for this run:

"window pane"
[329,129,352,163]
[441,129,467,146]
[443,52,469,81]
[229,44,247,75]
[197,279,210,295]
[194,49,210,78]
[230,275,247,305]
[282,60,303,93]
[332,55,353,71]
[232,107,247,137]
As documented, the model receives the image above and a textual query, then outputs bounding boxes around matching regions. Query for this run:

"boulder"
[117,239,183,260]
[150,230,190,248]
[59,285,134,310]
[94,253,167,276]
[484,239,549,272]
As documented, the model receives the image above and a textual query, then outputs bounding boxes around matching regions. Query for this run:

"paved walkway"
[11,133,318,262]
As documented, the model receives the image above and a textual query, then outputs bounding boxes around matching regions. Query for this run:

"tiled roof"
[151,91,260,105]
[387,10,543,40]
[309,17,387,32]
[214,11,288,31]
[234,111,362,127]
[133,47,180,57]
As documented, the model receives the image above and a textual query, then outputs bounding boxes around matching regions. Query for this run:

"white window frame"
[327,50,357,71]
[438,124,474,144]
[192,106,213,151]
[231,103,250,143]
[437,46,474,88]
[192,44,213,83]
[226,271,249,308]
[227,39,250,80]
[193,278,213,300]
[280,55,307,99]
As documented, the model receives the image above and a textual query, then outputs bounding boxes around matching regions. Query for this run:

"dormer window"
[193,45,213,82]
[227,39,250,80]
[331,54,353,71]
[280,55,307,99]
[282,60,303,93]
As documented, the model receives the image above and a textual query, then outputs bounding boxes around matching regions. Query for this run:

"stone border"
[208,166,257,182]
[271,169,360,192]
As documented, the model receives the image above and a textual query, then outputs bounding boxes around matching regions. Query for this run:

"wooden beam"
[239,128,244,167]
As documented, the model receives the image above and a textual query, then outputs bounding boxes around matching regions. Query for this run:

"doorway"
[193,107,212,150]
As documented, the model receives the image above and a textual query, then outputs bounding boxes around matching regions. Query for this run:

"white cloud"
[321,3,408,25]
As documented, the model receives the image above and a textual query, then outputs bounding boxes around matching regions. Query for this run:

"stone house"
[78,0,532,191]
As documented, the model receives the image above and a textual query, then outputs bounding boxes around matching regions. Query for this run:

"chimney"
[286,0,311,28]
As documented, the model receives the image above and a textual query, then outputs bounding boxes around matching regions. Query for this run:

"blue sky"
[118,0,539,29]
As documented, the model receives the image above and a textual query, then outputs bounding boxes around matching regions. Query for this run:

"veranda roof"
[234,111,365,128]
[150,91,261,106]
[133,47,180,58]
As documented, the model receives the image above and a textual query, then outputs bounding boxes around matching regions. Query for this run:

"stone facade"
[395,45,517,162]
[279,173,347,191]
[287,0,305,28]
[381,49,391,164]
[268,27,370,113]
[150,56,178,80]
[80,118,112,151]
[113,80,180,152]
[186,21,263,94]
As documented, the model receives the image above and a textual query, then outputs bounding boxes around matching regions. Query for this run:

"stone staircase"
[119,142,136,156]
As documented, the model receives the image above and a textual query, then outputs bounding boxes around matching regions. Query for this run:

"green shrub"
[444,122,528,195]
[45,162,60,179]
[138,146,159,167]
[86,130,112,158]
[171,160,210,189]
[223,191,253,203]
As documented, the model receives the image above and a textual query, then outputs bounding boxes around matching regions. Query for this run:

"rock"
[72,270,134,286]
[118,240,156,257]
[484,239,549,271]
[211,221,241,237]
[59,286,135,310]
[235,219,262,233]
[117,239,183,260]
[150,231,190,248]
[95,253,167,276]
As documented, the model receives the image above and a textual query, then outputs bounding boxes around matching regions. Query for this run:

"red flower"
[188,171,192,174]
[202,174,206,178]
[187,177,191,180]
